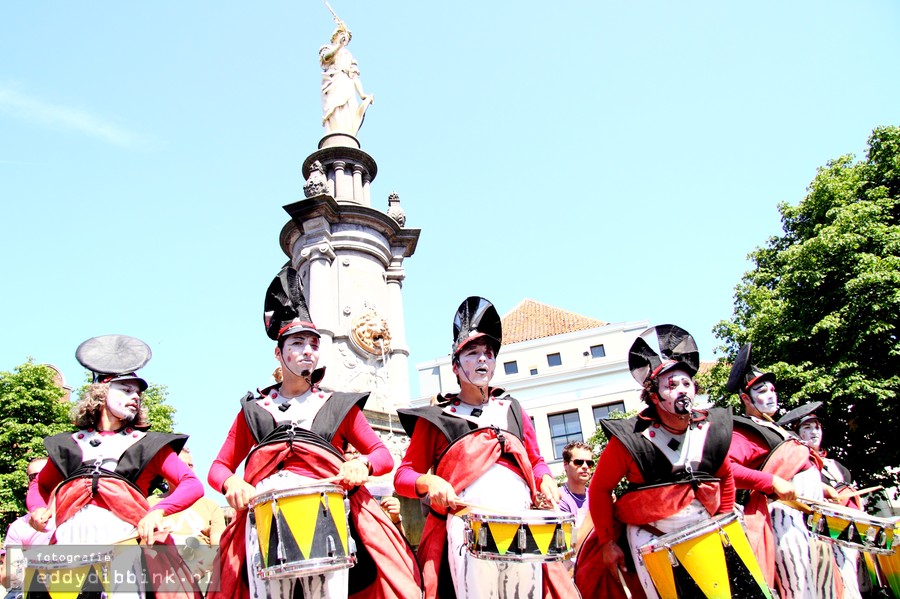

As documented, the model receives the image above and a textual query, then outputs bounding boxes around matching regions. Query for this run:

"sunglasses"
[27,472,39,482]
[570,459,595,468]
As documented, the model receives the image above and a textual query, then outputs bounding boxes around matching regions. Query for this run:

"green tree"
[0,361,71,533]
[713,126,900,489]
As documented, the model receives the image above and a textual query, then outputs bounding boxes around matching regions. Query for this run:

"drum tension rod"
[478,526,487,548]
[717,526,732,548]
[518,526,527,552]
[666,546,679,567]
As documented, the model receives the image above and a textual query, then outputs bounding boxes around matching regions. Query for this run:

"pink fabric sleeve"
[715,454,736,513]
[141,446,204,515]
[394,420,444,498]
[588,438,641,544]
[728,429,775,494]
[26,459,63,511]
[208,410,255,493]
[335,406,394,476]
[519,405,552,481]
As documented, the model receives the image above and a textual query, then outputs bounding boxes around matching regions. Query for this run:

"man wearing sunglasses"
[560,442,593,531]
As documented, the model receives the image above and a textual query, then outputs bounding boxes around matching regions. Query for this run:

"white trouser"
[770,466,837,599]
[447,464,540,599]
[246,471,349,599]
[53,504,144,599]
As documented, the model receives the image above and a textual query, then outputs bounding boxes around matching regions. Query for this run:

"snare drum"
[24,550,112,599]
[638,512,772,599]
[464,509,575,562]
[807,502,897,555]
[248,484,355,579]
[876,545,900,598]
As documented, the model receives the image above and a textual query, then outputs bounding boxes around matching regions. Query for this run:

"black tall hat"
[264,265,319,341]
[75,335,151,391]
[628,324,699,384]
[451,297,502,358]
[777,401,823,430]
[725,343,776,394]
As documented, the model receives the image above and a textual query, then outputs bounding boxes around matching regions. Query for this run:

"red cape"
[417,428,578,599]
[208,441,422,599]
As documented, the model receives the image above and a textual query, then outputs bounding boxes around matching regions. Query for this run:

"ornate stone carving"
[350,310,392,356]
[386,192,406,227]
[303,160,329,198]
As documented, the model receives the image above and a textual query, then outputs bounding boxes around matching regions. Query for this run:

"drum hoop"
[812,504,891,527]
[639,512,737,554]
[257,555,356,579]
[248,483,345,509]
[466,510,575,526]
[468,548,574,563]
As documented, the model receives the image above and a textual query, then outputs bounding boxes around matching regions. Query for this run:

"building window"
[548,410,582,459]
[590,344,606,358]
[547,352,562,367]
[504,361,518,375]
[530,368,538,376]
[593,401,626,423]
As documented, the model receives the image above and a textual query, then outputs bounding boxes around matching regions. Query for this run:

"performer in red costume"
[727,343,839,599]
[575,325,743,599]
[394,297,576,599]
[207,265,420,599]
[781,405,862,599]
[27,334,204,598]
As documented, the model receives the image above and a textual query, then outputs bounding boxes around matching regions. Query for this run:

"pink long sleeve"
[728,428,775,494]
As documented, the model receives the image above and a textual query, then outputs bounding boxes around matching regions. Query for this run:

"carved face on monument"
[276,332,321,380]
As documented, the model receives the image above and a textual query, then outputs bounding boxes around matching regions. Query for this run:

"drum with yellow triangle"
[24,551,111,599]
[465,509,575,562]
[637,512,773,599]
[249,484,355,578]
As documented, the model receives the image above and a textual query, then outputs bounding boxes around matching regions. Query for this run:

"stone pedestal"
[282,140,419,416]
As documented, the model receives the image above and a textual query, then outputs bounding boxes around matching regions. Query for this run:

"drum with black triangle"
[249,484,356,578]
[24,551,111,599]
[638,512,773,599]
[465,509,575,562]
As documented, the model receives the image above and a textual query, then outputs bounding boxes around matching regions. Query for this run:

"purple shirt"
[559,484,589,529]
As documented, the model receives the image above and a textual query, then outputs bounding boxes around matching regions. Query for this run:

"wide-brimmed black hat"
[628,324,699,384]
[75,335,151,391]
[725,343,776,394]
[264,265,320,341]
[452,297,502,358]
[777,401,823,430]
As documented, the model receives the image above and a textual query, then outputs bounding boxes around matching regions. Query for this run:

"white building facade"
[414,299,651,476]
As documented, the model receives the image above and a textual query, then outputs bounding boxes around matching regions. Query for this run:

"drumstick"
[837,485,883,500]
[776,498,813,514]
[617,568,633,599]
[453,500,519,516]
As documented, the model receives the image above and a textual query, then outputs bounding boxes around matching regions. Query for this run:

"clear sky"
[2,1,898,490]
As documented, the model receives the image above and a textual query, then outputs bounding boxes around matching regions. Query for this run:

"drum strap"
[428,507,448,521]
[637,522,666,537]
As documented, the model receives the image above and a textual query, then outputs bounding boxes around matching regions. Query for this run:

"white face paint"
[655,368,695,415]
[748,380,778,415]
[277,333,321,380]
[106,380,142,421]
[798,419,823,450]
[453,340,496,389]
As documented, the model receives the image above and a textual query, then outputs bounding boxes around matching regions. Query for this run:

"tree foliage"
[711,126,900,489]
[0,361,71,534]
[0,364,178,535]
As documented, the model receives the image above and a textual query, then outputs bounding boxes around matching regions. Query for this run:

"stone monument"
[277,7,419,456]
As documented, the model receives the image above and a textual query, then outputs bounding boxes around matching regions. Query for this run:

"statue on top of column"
[319,2,374,137]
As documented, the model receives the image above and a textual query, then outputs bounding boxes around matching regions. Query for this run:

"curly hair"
[562,441,593,463]
[71,383,148,429]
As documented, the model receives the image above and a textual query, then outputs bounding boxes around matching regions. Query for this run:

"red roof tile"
[502,299,607,345]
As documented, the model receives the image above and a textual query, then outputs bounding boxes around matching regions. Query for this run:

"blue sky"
[2,1,898,489]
